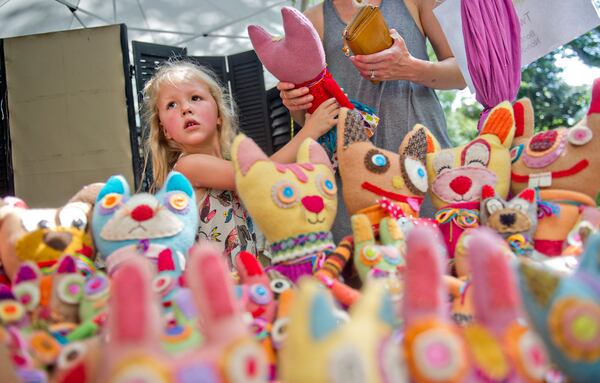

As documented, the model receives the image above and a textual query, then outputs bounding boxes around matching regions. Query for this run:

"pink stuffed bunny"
[248,7,354,114]
[403,226,549,382]
[99,243,269,383]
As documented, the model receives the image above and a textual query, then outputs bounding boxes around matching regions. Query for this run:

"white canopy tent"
[0,0,307,57]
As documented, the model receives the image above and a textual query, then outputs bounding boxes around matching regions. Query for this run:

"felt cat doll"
[480,185,538,256]
[426,101,516,259]
[232,134,338,283]
[279,278,406,383]
[403,226,549,382]
[517,232,600,382]
[511,80,600,255]
[97,242,269,383]
[248,7,353,115]
[92,171,197,274]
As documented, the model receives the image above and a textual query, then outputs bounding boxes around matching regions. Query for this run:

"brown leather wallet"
[342,5,393,84]
[342,4,393,57]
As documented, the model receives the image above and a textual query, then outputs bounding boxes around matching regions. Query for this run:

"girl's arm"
[174,154,236,191]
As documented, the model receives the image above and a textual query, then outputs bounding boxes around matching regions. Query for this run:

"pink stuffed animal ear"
[468,227,520,334]
[186,242,245,341]
[108,257,160,348]
[403,226,448,325]
[306,139,332,168]
[233,135,269,177]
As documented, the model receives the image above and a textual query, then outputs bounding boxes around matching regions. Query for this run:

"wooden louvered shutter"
[266,86,292,152]
[131,41,187,191]
[0,40,14,196]
[228,50,273,155]
[188,56,228,86]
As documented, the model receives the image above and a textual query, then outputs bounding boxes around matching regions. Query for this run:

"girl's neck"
[180,139,222,158]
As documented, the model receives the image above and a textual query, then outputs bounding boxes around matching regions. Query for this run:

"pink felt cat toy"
[248,7,353,114]
[98,243,269,383]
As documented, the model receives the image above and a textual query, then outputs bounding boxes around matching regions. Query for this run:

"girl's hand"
[349,29,426,83]
[277,81,313,111]
[303,98,340,138]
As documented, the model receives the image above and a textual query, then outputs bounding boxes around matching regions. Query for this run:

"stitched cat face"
[232,135,337,244]
[279,278,406,383]
[337,108,430,216]
[426,102,516,209]
[248,7,325,84]
[517,232,600,381]
[511,79,600,200]
[480,185,538,240]
[92,171,197,273]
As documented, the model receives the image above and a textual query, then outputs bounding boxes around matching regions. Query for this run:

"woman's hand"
[349,29,427,83]
[303,98,340,138]
[277,82,314,112]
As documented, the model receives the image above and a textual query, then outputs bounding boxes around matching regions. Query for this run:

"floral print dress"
[196,189,263,270]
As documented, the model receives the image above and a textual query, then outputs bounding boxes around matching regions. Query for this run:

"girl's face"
[157,78,221,154]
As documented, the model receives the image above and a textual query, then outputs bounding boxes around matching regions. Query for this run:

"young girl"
[142,61,339,269]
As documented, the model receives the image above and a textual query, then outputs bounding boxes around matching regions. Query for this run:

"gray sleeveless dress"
[324,0,451,241]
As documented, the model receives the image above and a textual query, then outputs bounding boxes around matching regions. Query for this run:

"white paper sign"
[434,0,600,93]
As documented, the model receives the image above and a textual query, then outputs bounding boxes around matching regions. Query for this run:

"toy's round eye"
[269,278,292,294]
[511,327,548,381]
[84,273,110,300]
[57,341,87,371]
[108,356,172,383]
[13,282,40,311]
[169,193,189,212]
[57,274,85,304]
[360,245,382,266]
[365,149,390,173]
[410,327,467,381]
[0,300,25,324]
[223,340,268,383]
[382,248,402,266]
[510,144,524,163]
[405,157,428,193]
[249,284,272,305]
[102,193,122,210]
[271,317,289,348]
[529,130,558,153]
[30,331,61,365]
[272,181,299,208]
[328,347,367,383]
[568,125,593,146]
[153,275,175,296]
[59,205,88,230]
[318,175,337,197]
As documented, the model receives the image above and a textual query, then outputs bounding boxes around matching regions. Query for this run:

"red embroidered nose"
[301,196,324,214]
[449,176,472,196]
[131,205,154,222]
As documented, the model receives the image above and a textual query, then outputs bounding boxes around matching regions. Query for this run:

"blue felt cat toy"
[518,232,600,382]
[92,171,198,273]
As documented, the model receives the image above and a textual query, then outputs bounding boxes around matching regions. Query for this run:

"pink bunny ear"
[403,226,448,325]
[247,25,273,55]
[187,242,245,341]
[468,228,520,334]
[235,135,269,177]
[281,7,312,40]
[109,257,160,346]
[588,78,600,115]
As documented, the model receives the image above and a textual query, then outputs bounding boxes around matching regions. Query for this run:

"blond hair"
[141,60,238,191]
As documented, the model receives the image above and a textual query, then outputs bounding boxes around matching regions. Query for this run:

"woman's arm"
[349,0,466,90]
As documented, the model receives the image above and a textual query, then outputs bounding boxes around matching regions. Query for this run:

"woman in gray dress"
[278,0,466,241]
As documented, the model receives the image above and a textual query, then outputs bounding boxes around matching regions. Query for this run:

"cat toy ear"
[296,138,331,168]
[232,134,269,177]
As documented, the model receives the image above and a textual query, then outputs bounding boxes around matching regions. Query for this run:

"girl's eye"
[191,95,202,102]
[166,102,176,110]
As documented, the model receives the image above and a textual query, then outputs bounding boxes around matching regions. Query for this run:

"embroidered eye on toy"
[92,171,197,274]
[517,231,600,382]
[426,101,516,259]
[232,134,338,283]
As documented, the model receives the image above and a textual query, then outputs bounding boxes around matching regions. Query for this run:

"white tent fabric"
[0,0,301,56]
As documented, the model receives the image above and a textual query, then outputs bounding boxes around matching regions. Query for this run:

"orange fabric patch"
[482,108,513,144]
[426,134,435,153]
[40,275,53,308]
